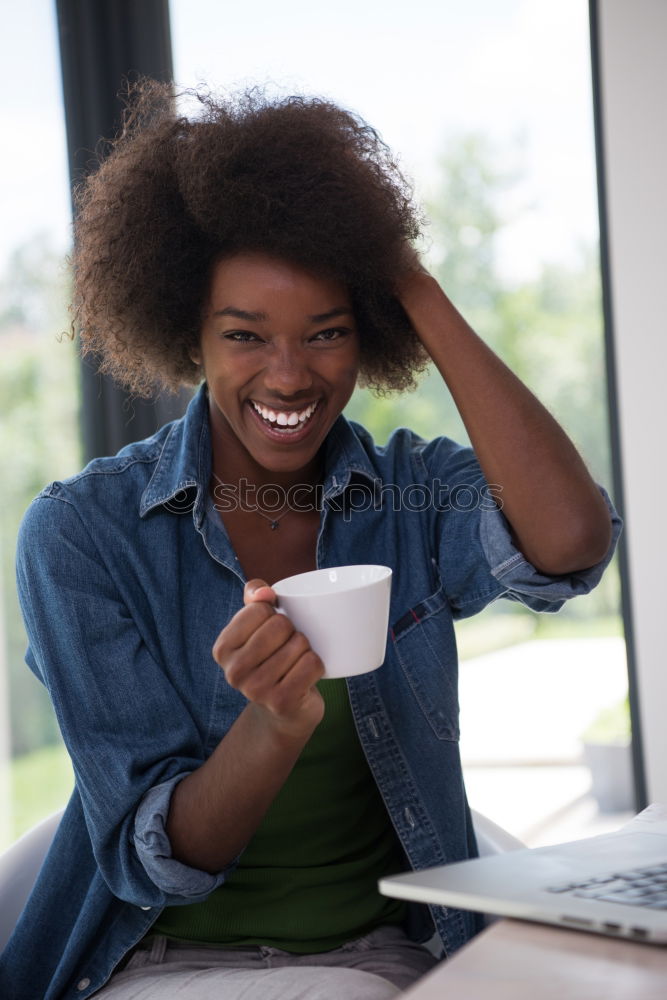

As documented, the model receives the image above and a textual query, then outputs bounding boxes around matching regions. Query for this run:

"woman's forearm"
[399,272,612,574]
[166,702,316,874]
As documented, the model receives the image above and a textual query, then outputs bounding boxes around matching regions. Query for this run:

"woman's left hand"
[393,246,434,307]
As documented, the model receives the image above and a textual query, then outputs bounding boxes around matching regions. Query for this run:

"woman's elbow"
[531,512,613,576]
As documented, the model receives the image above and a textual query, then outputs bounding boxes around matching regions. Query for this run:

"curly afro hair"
[72,79,428,397]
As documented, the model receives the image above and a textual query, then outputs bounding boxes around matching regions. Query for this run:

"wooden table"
[402,919,667,1000]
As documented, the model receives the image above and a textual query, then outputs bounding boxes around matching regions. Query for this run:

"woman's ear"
[189,347,202,366]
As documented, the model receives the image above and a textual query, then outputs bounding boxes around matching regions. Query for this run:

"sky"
[0,0,598,282]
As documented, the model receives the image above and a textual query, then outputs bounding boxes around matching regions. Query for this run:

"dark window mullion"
[55,0,190,462]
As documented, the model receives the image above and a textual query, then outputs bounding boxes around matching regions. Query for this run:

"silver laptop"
[379,804,667,944]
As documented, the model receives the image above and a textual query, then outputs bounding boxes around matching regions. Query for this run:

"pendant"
[270,521,279,530]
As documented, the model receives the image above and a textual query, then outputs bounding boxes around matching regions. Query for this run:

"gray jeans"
[93,925,439,999]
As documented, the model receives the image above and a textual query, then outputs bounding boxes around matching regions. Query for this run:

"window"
[0,0,628,850]
[0,0,79,848]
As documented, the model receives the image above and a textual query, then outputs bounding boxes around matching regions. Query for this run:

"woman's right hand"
[167,580,324,871]
[212,578,325,742]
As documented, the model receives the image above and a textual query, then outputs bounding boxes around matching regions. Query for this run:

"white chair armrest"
[0,808,64,952]
[471,808,525,857]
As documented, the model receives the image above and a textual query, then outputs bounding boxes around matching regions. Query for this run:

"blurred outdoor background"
[0,0,631,850]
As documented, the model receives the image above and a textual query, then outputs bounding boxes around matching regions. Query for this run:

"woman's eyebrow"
[309,307,355,323]
[213,306,268,321]
[213,306,354,323]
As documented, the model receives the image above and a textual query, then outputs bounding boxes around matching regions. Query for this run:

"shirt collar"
[321,415,378,498]
[139,384,210,519]
[140,383,378,517]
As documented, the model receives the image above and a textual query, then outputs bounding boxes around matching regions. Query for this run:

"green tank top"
[151,678,407,952]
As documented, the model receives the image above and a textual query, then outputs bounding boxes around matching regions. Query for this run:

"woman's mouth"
[248,399,320,439]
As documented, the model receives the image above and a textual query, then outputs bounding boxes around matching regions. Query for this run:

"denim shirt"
[1,386,621,1000]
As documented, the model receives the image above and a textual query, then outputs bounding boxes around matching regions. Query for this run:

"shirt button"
[77,978,91,991]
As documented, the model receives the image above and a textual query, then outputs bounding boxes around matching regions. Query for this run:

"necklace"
[211,472,290,530]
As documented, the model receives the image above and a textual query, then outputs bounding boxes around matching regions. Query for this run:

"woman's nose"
[263,346,313,395]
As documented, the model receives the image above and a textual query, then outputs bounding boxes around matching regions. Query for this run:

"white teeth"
[251,401,318,429]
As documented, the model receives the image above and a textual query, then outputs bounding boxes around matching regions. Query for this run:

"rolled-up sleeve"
[134,777,236,898]
[423,435,622,619]
[480,485,622,613]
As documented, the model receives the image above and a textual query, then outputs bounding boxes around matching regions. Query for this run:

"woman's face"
[195,251,360,482]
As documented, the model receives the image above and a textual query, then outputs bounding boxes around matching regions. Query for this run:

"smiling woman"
[2,76,620,1000]
[197,254,360,481]
[192,251,363,586]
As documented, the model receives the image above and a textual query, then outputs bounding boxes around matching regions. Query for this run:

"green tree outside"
[346,132,619,631]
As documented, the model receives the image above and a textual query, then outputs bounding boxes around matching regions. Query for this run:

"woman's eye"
[223,331,262,343]
[312,328,347,342]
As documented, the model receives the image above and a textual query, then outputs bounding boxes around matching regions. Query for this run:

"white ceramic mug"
[272,564,392,679]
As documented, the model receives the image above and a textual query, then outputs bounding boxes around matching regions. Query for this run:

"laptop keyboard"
[546,862,667,909]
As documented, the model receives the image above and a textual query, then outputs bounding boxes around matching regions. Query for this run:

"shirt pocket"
[390,586,460,741]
